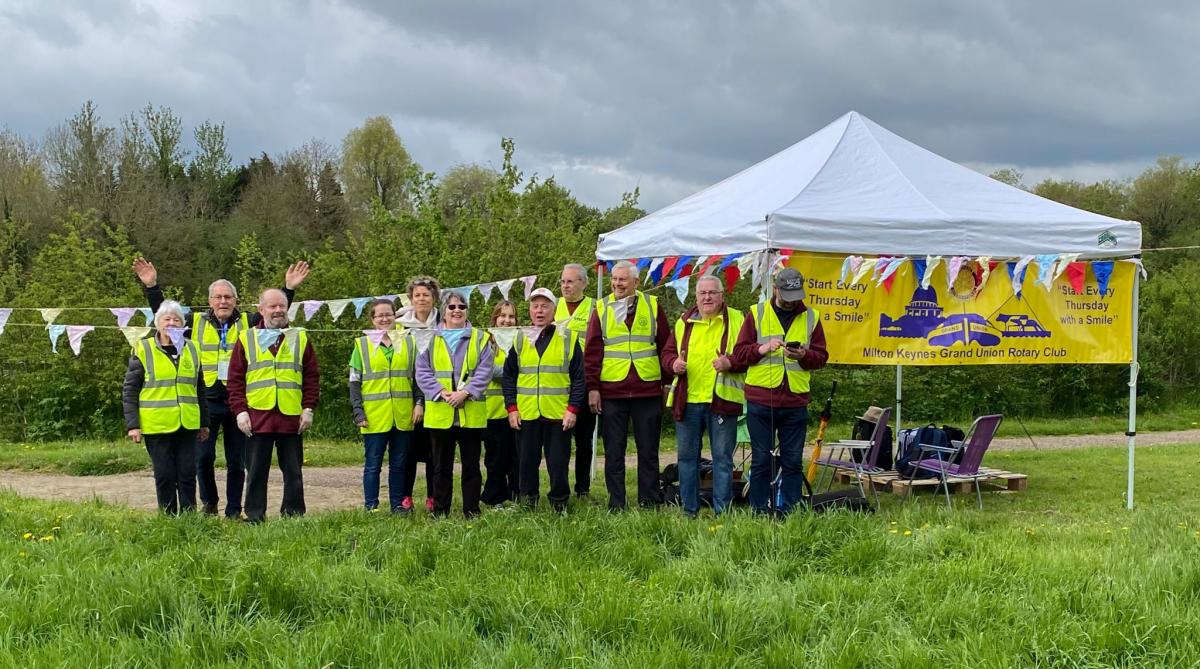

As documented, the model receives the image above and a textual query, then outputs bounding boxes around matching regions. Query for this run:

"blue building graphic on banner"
[880,286,1051,348]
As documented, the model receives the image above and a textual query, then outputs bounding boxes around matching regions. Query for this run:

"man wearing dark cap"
[731,267,829,514]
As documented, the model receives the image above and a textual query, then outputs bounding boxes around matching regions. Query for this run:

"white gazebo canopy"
[597,111,1141,261]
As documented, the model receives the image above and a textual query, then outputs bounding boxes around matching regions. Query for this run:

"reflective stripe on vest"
[192,312,250,386]
[514,328,575,420]
[485,343,507,420]
[357,334,416,434]
[598,291,661,383]
[666,308,746,408]
[424,329,488,430]
[554,296,594,335]
[136,338,201,434]
[744,302,818,394]
[240,328,308,416]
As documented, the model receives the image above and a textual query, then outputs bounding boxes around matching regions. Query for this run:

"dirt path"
[2,430,1198,515]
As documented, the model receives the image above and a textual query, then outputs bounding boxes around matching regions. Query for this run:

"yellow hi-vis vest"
[424,328,489,429]
[514,327,576,421]
[554,296,594,335]
[597,291,661,383]
[666,308,746,408]
[484,342,507,420]
[192,312,251,387]
[135,338,201,434]
[355,333,416,434]
[744,302,819,394]
[239,328,308,415]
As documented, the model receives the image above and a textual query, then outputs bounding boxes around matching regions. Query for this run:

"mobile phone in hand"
[785,341,802,349]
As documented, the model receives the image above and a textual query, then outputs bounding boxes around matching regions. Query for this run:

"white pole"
[589,263,603,484]
[895,364,903,437]
[1126,269,1141,510]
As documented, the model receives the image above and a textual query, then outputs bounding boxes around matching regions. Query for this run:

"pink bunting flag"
[166,326,187,353]
[520,275,537,300]
[66,325,94,356]
[301,300,324,320]
[946,256,969,290]
[362,329,389,346]
[477,282,497,302]
[109,307,136,328]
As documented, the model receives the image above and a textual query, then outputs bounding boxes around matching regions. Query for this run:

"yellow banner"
[787,254,1134,365]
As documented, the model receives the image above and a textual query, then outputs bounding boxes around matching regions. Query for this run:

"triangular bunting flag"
[946,256,968,291]
[377,294,399,304]
[1010,256,1034,297]
[256,328,282,351]
[166,326,187,352]
[109,307,136,328]
[1034,254,1058,289]
[644,258,665,286]
[716,253,742,272]
[520,275,537,300]
[659,257,680,283]
[877,256,905,285]
[351,297,372,318]
[410,329,436,354]
[48,324,66,353]
[489,327,517,352]
[363,329,388,347]
[911,258,927,289]
[723,265,741,294]
[695,255,721,276]
[301,300,324,320]
[635,258,652,274]
[1065,261,1087,294]
[1054,253,1080,281]
[0,307,11,335]
[497,279,516,300]
[839,256,858,284]
[850,258,875,286]
[477,282,497,303]
[286,302,300,322]
[669,276,690,304]
[326,298,352,321]
[735,251,758,274]
[921,256,942,290]
[66,325,93,356]
[180,306,191,319]
[139,307,154,325]
[40,308,63,325]
[1092,261,1115,296]
[399,294,412,308]
[521,325,544,343]
[870,257,891,282]
[120,326,152,346]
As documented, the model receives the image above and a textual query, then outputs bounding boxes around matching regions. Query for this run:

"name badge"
[217,359,230,382]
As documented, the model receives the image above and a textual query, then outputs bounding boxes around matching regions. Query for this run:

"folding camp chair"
[814,407,892,508]
[905,414,1004,510]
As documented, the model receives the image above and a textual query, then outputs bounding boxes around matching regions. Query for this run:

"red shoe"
[399,496,414,513]
[425,497,435,512]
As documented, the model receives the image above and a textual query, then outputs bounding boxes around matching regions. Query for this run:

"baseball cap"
[528,287,557,304]
[774,268,807,301]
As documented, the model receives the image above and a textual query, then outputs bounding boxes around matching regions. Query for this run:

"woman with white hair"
[122,300,210,514]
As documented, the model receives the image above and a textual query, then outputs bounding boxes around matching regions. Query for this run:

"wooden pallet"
[830,466,1027,497]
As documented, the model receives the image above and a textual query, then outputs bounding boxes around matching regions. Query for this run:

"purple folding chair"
[905,414,1003,510]
[815,407,892,507]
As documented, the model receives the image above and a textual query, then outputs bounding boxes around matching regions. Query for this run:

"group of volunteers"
[121,257,827,522]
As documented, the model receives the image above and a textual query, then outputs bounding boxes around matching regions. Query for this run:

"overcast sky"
[2,0,1197,211]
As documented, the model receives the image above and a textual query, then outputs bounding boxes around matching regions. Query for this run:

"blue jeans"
[363,429,411,511]
[746,402,808,514]
[675,403,738,515]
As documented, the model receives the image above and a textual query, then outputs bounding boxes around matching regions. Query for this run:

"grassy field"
[2,405,1199,476]
[2,444,1200,666]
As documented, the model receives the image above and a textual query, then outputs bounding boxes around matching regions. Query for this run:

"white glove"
[236,411,253,437]
[298,408,314,434]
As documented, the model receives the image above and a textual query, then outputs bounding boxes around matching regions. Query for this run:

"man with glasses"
[661,275,748,517]
[731,268,828,515]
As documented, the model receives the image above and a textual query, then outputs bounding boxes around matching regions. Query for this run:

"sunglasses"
[445,304,468,311]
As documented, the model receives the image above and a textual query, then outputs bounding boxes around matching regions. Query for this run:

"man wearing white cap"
[732,267,828,515]
[502,288,586,511]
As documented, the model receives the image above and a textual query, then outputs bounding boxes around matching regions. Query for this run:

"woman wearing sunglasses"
[415,290,495,518]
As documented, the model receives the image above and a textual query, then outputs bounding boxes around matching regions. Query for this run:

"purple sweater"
[415,324,495,427]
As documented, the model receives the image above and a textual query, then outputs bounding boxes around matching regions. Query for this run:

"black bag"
[850,418,893,470]
[895,424,951,478]
[800,472,874,514]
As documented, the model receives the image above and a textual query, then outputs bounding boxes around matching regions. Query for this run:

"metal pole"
[1126,269,1140,510]
[589,263,604,484]
[895,364,903,437]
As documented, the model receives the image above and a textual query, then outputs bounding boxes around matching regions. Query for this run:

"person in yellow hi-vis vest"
[227,289,321,523]
[731,268,829,516]
[131,256,310,519]
[584,260,671,510]
[349,299,424,513]
[415,290,496,518]
[502,288,586,511]
[556,263,598,498]
[122,300,210,514]
[482,301,520,507]
[660,275,748,517]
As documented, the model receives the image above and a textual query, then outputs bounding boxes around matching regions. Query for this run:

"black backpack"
[850,418,894,470]
[895,424,952,478]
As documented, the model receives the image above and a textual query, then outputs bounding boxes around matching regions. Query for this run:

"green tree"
[340,116,414,213]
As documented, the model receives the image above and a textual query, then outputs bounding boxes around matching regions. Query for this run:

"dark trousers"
[518,419,572,509]
[363,429,411,511]
[402,425,435,500]
[196,400,246,517]
[244,432,305,522]
[571,406,597,495]
[144,430,198,514]
[481,419,519,505]
[429,427,483,517]
[746,402,809,514]
[600,396,662,509]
